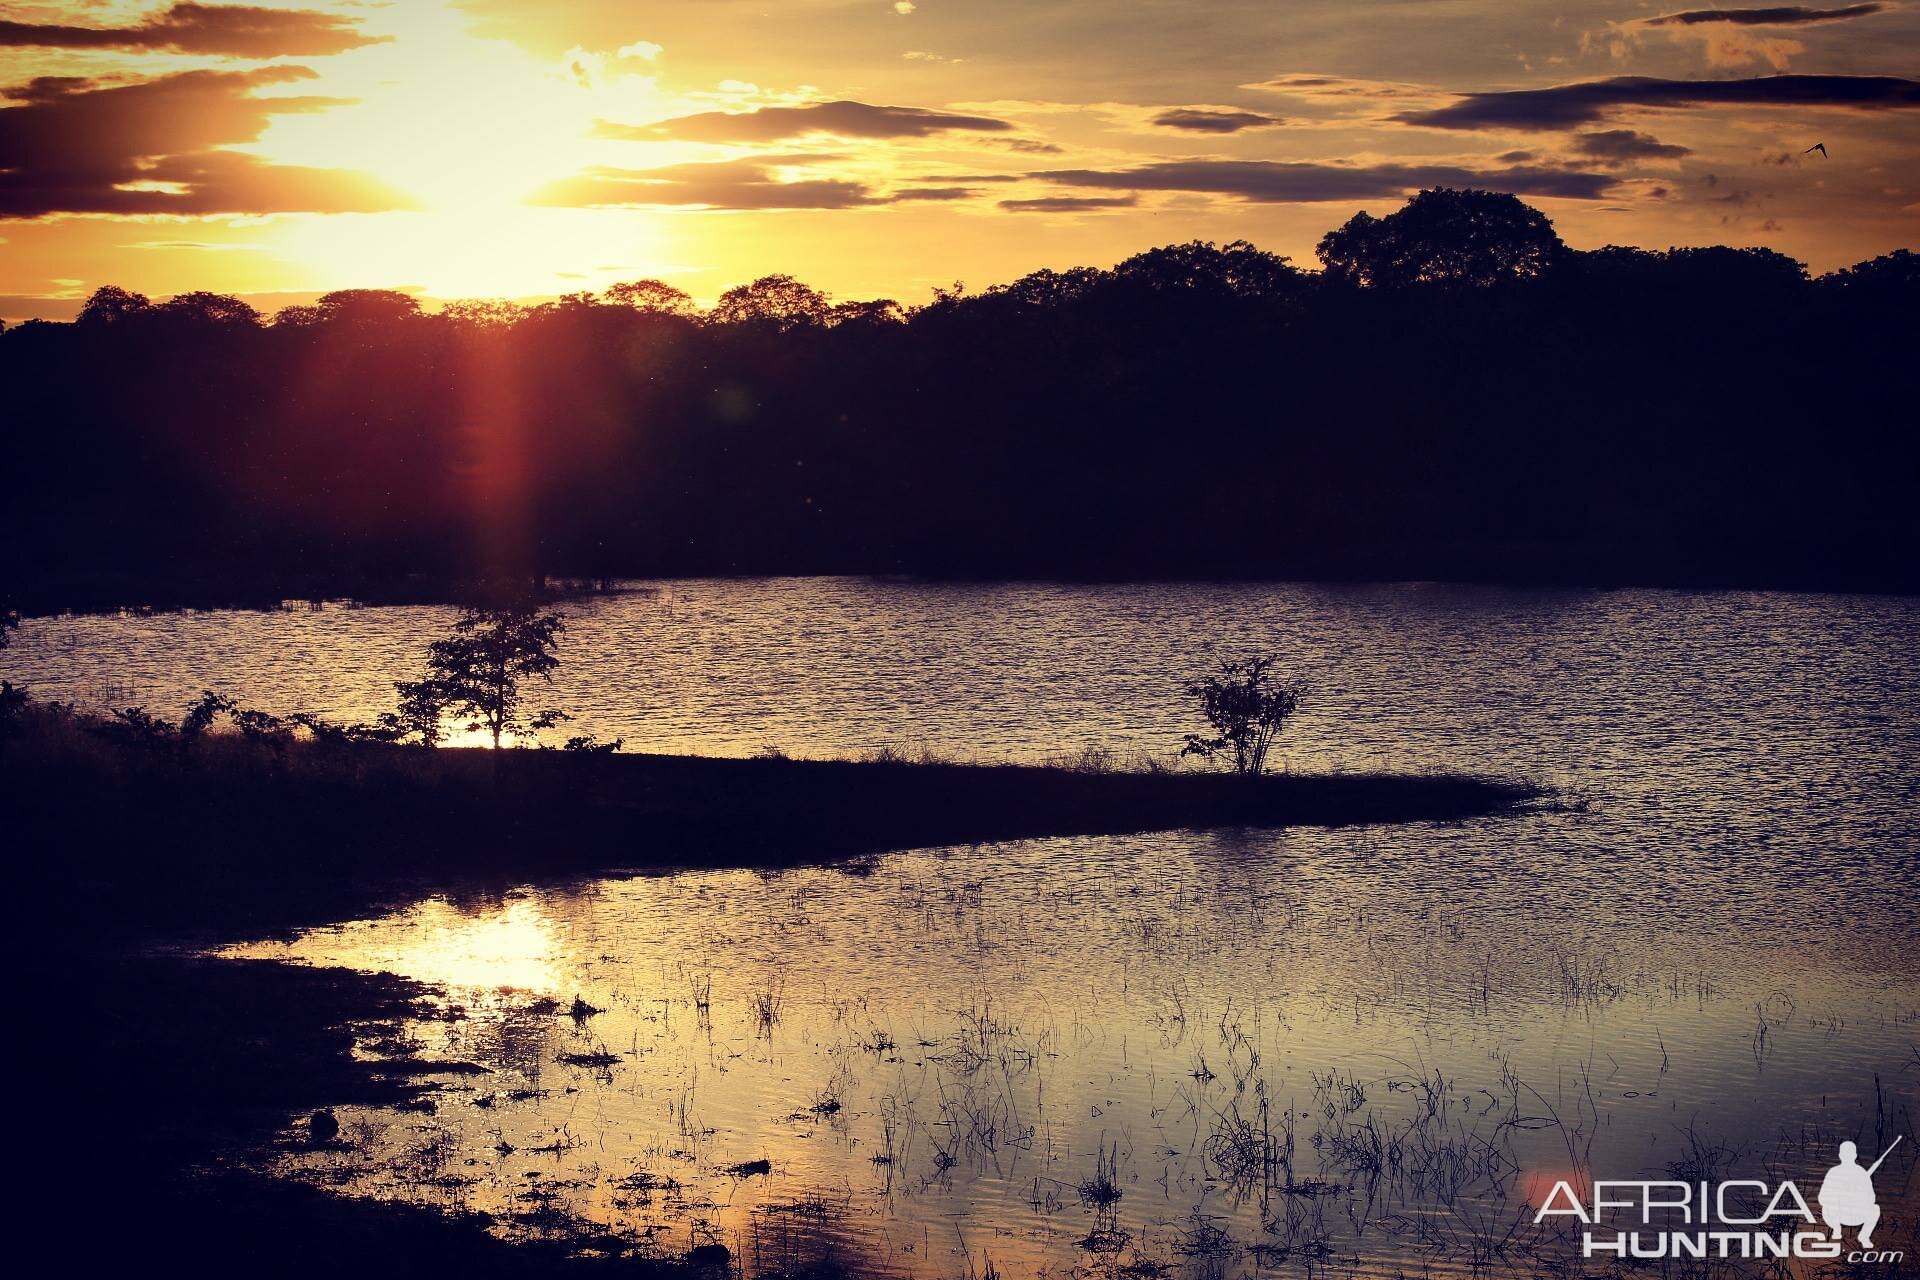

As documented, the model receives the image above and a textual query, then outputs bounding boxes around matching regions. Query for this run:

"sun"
[243,0,684,298]
[257,2,609,211]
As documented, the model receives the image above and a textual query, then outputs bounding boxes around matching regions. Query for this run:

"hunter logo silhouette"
[1820,1138,1900,1249]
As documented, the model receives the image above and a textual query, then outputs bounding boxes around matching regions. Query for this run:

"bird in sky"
[1804,142,1828,158]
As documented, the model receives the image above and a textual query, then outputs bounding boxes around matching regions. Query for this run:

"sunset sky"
[2,0,1916,322]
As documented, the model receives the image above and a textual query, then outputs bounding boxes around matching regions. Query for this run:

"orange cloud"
[596,99,1014,143]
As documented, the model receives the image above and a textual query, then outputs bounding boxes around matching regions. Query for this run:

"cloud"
[998,196,1138,212]
[535,155,987,210]
[616,40,663,60]
[0,67,410,218]
[1150,108,1284,133]
[121,239,269,251]
[533,157,885,209]
[0,2,385,57]
[595,99,1014,143]
[1398,74,1920,131]
[1640,5,1887,27]
[1246,74,1417,96]
[1596,6,1892,68]
[893,1,916,13]
[1033,159,1617,202]
[890,186,975,201]
[1568,129,1691,164]
[1242,73,1441,108]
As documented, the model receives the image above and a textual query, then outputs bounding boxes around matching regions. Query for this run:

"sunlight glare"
[252,1,684,298]
[227,897,565,995]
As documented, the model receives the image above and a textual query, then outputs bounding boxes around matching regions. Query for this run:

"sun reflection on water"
[236,896,565,995]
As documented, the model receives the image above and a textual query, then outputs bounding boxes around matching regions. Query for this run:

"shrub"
[1179,655,1305,776]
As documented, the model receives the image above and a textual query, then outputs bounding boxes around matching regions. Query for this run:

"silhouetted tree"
[1661,245,1807,292]
[993,266,1105,308]
[382,678,449,747]
[712,275,830,330]
[76,285,151,327]
[179,690,235,742]
[1820,247,1916,298]
[4,189,1915,600]
[1180,656,1304,777]
[1113,239,1300,298]
[603,279,696,316]
[1317,187,1565,287]
[440,298,528,329]
[422,606,565,749]
[828,298,905,326]
[156,292,261,328]
[275,288,423,329]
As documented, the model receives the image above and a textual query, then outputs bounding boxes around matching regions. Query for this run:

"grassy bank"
[8,704,1542,945]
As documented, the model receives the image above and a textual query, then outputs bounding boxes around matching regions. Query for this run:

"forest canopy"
[3,189,1915,605]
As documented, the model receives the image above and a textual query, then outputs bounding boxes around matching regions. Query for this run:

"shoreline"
[8,560,1917,619]
[12,711,1544,947]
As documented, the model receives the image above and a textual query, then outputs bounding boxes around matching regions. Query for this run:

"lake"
[11,580,1919,1275]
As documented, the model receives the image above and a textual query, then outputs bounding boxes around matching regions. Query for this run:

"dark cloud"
[890,186,976,201]
[1244,74,1430,101]
[0,67,410,217]
[0,3,385,57]
[1569,129,1691,163]
[1000,138,1064,154]
[596,100,1014,143]
[1641,4,1886,27]
[537,156,1000,210]
[1399,74,1920,131]
[1033,159,1616,202]
[534,158,884,209]
[1150,108,1283,133]
[998,196,1139,212]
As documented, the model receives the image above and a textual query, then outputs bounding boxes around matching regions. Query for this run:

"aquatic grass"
[680,963,713,1013]
[1078,1140,1124,1209]
[751,974,786,1033]
[1203,1090,1294,1189]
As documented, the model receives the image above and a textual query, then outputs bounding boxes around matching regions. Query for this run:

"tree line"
[2,188,1914,604]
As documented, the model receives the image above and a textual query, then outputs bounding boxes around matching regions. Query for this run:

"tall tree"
[1317,187,1566,287]
[425,606,565,749]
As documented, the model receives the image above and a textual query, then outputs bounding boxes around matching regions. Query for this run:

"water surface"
[14,581,1919,1275]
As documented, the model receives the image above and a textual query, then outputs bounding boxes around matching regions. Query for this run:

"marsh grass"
[1078,1141,1124,1209]
[752,975,786,1034]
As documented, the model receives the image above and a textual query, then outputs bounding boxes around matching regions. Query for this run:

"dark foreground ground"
[11,710,1540,1276]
